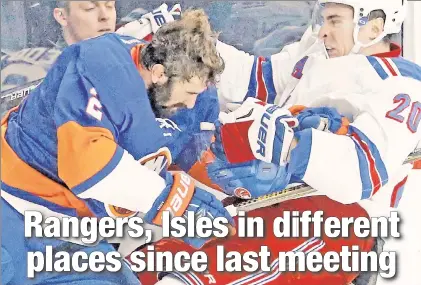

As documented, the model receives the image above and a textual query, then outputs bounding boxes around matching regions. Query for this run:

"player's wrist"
[144,172,195,226]
[286,129,313,180]
[286,137,299,162]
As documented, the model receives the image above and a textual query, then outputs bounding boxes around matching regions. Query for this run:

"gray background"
[0,1,314,114]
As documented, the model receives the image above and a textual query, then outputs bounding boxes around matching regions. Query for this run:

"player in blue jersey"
[1,9,232,285]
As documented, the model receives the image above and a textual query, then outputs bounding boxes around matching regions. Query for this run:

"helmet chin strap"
[350,24,388,55]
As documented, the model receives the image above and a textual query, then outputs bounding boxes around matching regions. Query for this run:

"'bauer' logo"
[256,105,280,157]
[165,173,191,216]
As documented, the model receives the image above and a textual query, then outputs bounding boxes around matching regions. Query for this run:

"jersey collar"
[373,43,401,58]
[130,44,145,69]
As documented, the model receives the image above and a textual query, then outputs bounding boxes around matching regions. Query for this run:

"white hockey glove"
[213,98,298,166]
[116,3,181,40]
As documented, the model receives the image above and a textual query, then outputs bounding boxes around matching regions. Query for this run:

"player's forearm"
[57,127,168,214]
[288,128,388,204]
[215,40,255,106]
[216,40,303,107]
[75,148,168,214]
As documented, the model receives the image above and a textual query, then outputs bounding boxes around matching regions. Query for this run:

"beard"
[147,81,187,118]
[147,82,173,118]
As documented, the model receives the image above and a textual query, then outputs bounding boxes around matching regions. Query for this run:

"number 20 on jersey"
[386,94,421,133]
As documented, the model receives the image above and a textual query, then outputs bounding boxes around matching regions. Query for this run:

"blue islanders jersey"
[1,33,217,220]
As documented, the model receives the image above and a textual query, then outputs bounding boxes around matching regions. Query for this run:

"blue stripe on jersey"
[1,184,78,216]
[366,56,388,80]
[72,146,124,195]
[351,137,373,199]
[245,57,259,101]
[390,57,421,82]
[348,126,388,199]
[244,56,277,103]
[262,58,277,103]
[83,199,109,218]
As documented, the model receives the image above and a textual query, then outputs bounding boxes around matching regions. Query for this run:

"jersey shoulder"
[53,34,153,131]
[71,33,150,111]
[365,55,421,82]
[75,33,142,73]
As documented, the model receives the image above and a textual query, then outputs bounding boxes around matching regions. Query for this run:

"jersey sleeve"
[215,26,320,109]
[216,41,291,107]
[53,51,171,217]
[288,76,421,204]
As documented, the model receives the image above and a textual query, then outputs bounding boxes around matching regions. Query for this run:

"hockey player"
[211,0,420,213]
[1,9,233,285]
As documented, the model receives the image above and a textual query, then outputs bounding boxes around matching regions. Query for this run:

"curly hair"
[140,8,224,85]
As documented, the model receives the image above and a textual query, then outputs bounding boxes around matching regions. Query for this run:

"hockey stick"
[224,148,421,215]
[1,78,43,100]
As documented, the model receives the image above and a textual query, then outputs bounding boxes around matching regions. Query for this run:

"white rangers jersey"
[216,40,421,217]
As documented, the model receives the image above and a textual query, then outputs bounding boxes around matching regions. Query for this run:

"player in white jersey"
[209,0,421,284]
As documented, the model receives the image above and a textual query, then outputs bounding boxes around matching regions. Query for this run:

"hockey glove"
[294,106,349,135]
[206,155,291,199]
[116,3,181,40]
[144,172,235,249]
[213,98,299,166]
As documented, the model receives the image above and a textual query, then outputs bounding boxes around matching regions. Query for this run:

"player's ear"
[370,17,385,39]
[53,8,68,27]
[151,64,168,85]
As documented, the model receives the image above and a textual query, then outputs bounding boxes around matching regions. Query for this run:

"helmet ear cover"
[315,0,407,54]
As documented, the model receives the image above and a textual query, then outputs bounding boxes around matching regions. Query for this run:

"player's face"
[56,1,116,45]
[318,4,356,57]
[148,76,207,118]
[168,76,208,109]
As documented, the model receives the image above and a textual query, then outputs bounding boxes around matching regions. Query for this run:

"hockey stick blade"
[232,149,421,214]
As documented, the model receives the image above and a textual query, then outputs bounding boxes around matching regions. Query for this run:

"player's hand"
[213,98,299,166]
[116,3,181,40]
[141,3,181,33]
[144,172,235,249]
[294,106,350,135]
[206,155,290,199]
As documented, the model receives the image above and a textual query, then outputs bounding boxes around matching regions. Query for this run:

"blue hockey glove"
[181,187,235,248]
[206,156,291,199]
[144,172,235,249]
[295,107,350,135]
[208,122,290,199]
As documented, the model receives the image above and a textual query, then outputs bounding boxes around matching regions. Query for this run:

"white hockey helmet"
[312,0,407,54]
